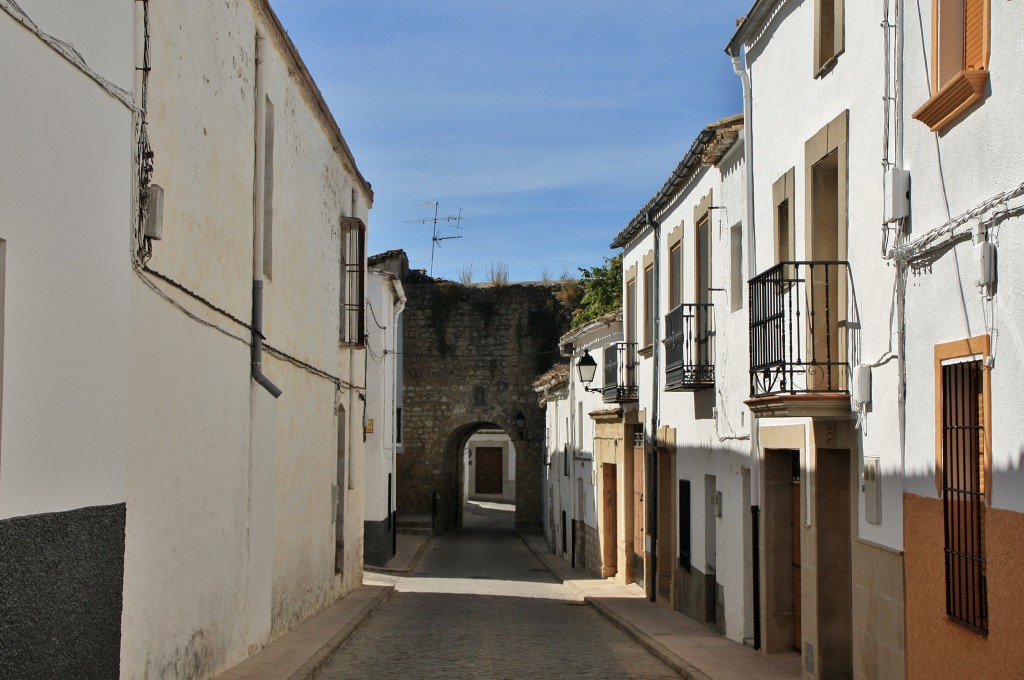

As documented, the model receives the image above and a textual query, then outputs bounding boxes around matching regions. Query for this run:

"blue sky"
[272,0,751,282]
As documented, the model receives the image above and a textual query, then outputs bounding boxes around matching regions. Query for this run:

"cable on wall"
[0,0,140,113]
[137,263,364,391]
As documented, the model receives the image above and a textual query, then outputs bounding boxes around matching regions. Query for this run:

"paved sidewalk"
[212,584,392,680]
[364,533,431,575]
[523,534,802,680]
[214,534,428,680]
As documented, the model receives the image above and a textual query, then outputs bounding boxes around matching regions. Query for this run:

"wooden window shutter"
[834,0,845,59]
[963,0,986,70]
[679,480,691,570]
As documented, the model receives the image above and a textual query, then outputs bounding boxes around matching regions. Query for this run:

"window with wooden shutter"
[814,0,844,74]
[679,479,691,570]
[913,0,990,131]
[626,275,637,346]
[668,241,682,310]
[643,265,655,349]
[340,216,366,347]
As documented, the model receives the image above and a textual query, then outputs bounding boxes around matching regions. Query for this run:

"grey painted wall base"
[363,517,394,568]
[0,503,125,680]
[676,564,726,635]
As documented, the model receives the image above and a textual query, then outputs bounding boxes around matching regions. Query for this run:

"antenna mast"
[405,202,468,276]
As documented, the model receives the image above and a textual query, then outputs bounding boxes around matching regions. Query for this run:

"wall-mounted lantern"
[576,349,602,393]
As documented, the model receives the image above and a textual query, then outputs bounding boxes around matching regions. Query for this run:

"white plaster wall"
[364,271,400,523]
[900,0,1024,511]
[542,388,573,554]
[122,0,372,676]
[621,225,657,434]
[0,1,133,518]
[464,431,516,501]
[745,0,903,549]
[572,329,618,528]
[653,143,754,643]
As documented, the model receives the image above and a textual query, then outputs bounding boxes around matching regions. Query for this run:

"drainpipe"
[729,41,759,645]
[252,34,281,399]
[647,211,661,603]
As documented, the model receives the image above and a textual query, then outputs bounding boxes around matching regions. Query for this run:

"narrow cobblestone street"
[317,504,679,679]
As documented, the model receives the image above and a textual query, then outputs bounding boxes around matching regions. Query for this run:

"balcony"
[664,303,715,391]
[748,261,850,417]
[602,342,639,403]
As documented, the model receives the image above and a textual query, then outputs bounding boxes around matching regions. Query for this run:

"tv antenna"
[405,202,468,276]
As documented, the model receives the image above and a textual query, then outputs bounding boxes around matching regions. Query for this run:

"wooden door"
[602,464,618,576]
[791,454,802,650]
[475,447,503,494]
[633,438,645,583]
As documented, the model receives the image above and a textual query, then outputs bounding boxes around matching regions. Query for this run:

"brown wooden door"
[602,464,618,576]
[633,440,645,582]
[791,458,802,651]
[475,447,503,494]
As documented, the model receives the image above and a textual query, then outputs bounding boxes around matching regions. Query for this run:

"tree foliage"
[570,255,622,328]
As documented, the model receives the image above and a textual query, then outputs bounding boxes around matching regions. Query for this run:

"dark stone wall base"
[0,503,126,680]
[363,516,394,567]
[676,564,725,635]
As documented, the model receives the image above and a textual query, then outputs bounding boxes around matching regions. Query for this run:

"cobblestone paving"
[318,506,679,679]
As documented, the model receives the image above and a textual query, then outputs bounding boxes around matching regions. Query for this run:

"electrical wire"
[134,267,251,347]
[137,264,364,390]
[892,180,1024,263]
[366,298,387,330]
[0,0,140,113]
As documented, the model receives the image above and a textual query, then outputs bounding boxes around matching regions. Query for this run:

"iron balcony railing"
[664,303,715,391]
[602,342,639,403]
[749,260,850,397]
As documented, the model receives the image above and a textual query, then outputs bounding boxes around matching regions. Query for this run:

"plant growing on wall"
[571,255,622,328]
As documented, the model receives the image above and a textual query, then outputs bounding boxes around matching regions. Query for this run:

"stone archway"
[397,278,570,534]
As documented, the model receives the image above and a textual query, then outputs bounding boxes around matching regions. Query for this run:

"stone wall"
[399,280,570,534]
[0,504,125,679]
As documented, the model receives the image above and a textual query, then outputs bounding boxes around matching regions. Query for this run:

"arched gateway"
[398,274,571,534]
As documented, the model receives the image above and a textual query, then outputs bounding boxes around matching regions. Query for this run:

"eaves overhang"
[610,114,744,249]
[558,310,622,351]
[258,0,374,202]
[725,0,782,56]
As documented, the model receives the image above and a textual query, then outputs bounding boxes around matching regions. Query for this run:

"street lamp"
[576,349,602,393]
[514,410,526,437]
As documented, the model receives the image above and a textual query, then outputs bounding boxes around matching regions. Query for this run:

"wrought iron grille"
[602,342,638,403]
[664,303,715,391]
[748,260,849,397]
[942,360,988,633]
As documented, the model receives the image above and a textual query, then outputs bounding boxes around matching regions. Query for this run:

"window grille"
[942,359,987,632]
[340,217,366,346]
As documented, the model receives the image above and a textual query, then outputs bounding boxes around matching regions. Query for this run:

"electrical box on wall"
[851,364,872,406]
[883,168,910,223]
[144,184,164,240]
[863,456,881,524]
[974,240,997,288]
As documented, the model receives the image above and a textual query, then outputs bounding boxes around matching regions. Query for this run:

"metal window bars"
[664,303,715,391]
[602,342,639,403]
[942,360,988,633]
[748,260,849,397]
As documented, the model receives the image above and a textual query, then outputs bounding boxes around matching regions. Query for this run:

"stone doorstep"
[212,584,393,680]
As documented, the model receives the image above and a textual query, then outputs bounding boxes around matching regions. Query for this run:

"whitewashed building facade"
[727,1,905,677]
[897,0,1024,676]
[0,2,135,676]
[612,115,753,640]
[364,257,406,567]
[1,1,373,678]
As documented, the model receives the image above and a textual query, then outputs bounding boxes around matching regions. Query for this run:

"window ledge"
[637,345,654,358]
[912,69,988,132]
